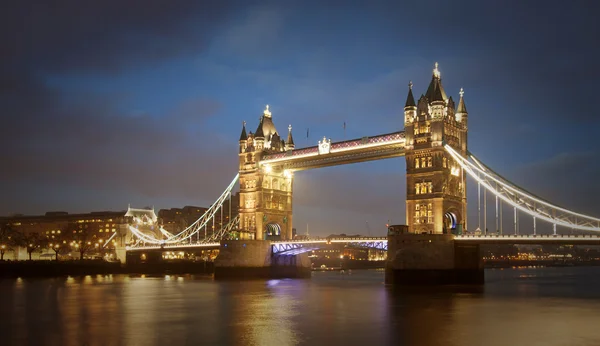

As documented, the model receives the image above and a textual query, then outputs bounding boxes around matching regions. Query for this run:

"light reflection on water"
[1,268,600,346]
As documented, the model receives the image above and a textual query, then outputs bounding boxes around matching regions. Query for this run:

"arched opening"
[265,223,282,240]
[444,211,462,234]
[444,212,458,233]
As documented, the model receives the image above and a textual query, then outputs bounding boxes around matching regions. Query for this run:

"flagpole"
[306,128,309,147]
[343,121,346,140]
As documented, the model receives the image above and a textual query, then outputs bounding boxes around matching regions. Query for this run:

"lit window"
[443,157,447,168]
[427,157,432,167]
[415,158,420,168]
[415,183,420,194]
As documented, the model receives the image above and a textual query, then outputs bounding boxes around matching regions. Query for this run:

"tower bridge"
[124,63,600,284]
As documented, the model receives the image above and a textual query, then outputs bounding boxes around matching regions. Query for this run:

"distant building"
[0,210,131,260]
[157,192,240,239]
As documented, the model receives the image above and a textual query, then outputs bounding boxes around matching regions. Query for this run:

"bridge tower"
[238,106,295,240]
[404,63,468,234]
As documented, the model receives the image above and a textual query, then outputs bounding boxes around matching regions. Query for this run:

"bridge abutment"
[214,240,311,279]
[385,233,483,285]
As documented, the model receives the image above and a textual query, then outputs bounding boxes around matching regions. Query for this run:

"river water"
[2,267,600,346]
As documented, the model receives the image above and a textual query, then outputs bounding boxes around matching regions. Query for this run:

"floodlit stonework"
[404,63,468,234]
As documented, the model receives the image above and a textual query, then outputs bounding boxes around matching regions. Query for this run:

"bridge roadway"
[126,234,600,253]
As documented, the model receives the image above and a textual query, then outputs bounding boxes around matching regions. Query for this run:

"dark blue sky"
[1,0,599,236]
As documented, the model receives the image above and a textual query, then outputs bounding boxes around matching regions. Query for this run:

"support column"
[514,207,517,235]
[385,233,484,285]
[286,214,293,240]
[478,181,481,231]
[255,212,264,240]
[484,188,487,235]
[495,195,498,234]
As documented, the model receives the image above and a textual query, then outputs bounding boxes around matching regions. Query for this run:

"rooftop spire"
[457,87,468,113]
[405,81,416,108]
[425,62,447,102]
[286,124,295,148]
[263,104,272,118]
[239,121,248,141]
[255,116,264,138]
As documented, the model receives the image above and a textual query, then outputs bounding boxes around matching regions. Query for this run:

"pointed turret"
[404,81,417,126]
[457,88,467,114]
[255,116,265,138]
[239,121,248,141]
[456,88,468,126]
[425,62,448,102]
[405,81,416,108]
[285,124,295,150]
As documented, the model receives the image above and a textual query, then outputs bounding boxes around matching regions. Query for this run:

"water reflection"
[1,268,600,346]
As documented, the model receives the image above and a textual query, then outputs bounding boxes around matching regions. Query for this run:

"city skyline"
[2,1,599,236]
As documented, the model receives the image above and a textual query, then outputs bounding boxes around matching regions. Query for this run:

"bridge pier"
[214,240,311,279]
[385,233,483,285]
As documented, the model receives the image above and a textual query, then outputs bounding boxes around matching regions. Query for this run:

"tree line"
[0,223,116,261]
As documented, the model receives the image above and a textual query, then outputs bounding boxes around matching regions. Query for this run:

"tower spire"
[263,104,272,118]
[255,116,264,138]
[405,81,416,108]
[457,88,468,114]
[425,62,447,102]
[433,62,440,79]
[286,124,295,150]
[239,121,248,141]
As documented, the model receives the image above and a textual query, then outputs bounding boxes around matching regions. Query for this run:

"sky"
[1,0,599,237]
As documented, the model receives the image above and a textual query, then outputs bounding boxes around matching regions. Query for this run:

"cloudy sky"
[1,0,599,236]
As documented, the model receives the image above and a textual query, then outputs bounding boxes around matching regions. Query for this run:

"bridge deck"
[454,234,600,245]
[125,235,600,252]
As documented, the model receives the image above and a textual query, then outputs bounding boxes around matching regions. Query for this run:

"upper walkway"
[260,132,406,171]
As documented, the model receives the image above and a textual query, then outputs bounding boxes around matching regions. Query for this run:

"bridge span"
[126,234,600,254]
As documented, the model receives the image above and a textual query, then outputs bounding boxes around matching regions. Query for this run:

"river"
[1,267,600,346]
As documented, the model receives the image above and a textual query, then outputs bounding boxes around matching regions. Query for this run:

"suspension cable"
[445,145,600,232]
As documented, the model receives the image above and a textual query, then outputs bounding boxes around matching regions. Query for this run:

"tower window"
[443,157,447,168]
[415,158,420,169]
[416,182,433,195]
[427,157,432,167]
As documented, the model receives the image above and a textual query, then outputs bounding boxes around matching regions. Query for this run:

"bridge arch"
[444,208,462,234]
[265,222,282,240]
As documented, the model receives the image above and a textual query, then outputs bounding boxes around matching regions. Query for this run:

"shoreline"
[2,260,600,279]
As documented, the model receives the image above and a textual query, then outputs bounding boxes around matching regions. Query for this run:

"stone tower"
[238,106,295,240]
[404,63,468,234]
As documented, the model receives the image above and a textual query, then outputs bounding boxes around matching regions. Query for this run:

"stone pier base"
[385,234,484,285]
[214,240,311,280]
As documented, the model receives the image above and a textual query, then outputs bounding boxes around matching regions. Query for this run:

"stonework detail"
[238,106,294,240]
[404,63,468,234]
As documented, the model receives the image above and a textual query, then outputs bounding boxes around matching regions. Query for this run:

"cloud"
[0,1,248,214]
[1,1,240,74]
[0,85,234,212]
